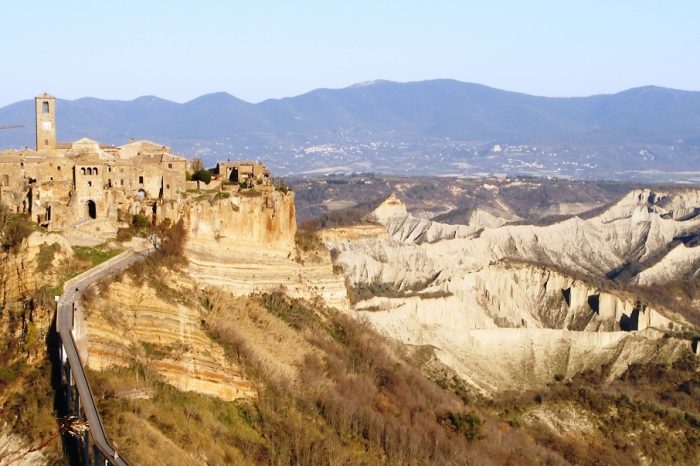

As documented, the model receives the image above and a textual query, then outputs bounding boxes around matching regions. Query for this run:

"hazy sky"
[1,1,698,106]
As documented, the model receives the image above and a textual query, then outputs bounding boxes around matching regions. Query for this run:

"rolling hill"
[1,80,699,180]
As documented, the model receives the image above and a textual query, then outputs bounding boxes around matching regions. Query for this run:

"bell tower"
[35,93,56,151]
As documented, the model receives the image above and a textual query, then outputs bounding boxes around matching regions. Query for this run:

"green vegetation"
[347,274,452,304]
[0,203,37,251]
[36,242,62,273]
[116,213,153,242]
[493,351,700,465]
[90,367,263,466]
[117,219,188,298]
[191,168,212,185]
[0,354,66,462]
[438,411,484,441]
[73,243,122,267]
[203,291,495,465]
[131,213,150,229]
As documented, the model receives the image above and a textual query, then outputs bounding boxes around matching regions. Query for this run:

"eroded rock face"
[184,190,297,255]
[185,191,348,310]
[326,189,700,394]
[0,232,73,305]
[83,277,253,401]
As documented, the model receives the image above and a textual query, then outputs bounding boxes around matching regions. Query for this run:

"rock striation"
[84,276,253,401]
[185,191,348,310]
[326,189,700,394]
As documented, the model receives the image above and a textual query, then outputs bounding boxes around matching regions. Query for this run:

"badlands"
[326,187,700,394]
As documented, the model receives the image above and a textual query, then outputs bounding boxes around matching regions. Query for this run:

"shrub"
[438,411,484,440]
[1,204,34,251]
[132,214,150,229]
[116,227,133,242]
[156,218,186,259]
[294,219,323,253]
[36,242,61,273]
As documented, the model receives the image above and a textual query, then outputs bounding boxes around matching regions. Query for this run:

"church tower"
[35,93,56,151]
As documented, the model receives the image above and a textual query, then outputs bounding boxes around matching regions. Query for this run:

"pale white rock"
[326,189,700,394]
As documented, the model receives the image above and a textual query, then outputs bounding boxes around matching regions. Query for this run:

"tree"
[191,169,212,190]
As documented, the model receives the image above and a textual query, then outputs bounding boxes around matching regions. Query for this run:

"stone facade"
[216,160,271,187]
[0,94,188,234]
[0,93,277,240]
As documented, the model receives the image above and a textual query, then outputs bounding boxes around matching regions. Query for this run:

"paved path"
[56,243,153,466]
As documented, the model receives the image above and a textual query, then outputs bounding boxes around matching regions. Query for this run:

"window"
[94,167,98,176]
[42,101,49,113]
[88,181,92,187]
[81,167,86,175]
[108,166,112,172]
[139,176,144,184]
[121,179,124,186]
[166,184,170,189]
[168,163,172,169]
[57,166,61,171]
[87,168,92,175]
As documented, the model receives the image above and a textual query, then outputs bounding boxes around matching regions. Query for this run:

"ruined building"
[216,160,271,187]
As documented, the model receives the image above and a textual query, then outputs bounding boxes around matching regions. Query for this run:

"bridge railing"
[56,245,153,466]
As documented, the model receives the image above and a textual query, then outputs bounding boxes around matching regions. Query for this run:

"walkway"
[56,241,152,465]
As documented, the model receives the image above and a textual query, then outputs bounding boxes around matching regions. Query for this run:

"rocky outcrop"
[326,189,700,394]
[184,190,296,255]
[185,191,348,310]
[0,431,46,466]
[0,232,73,305]
[372,189,700,281]
[633,243,700,285]
[84,277,253,401]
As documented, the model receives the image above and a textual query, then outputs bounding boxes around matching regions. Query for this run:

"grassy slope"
[89,272,565,465]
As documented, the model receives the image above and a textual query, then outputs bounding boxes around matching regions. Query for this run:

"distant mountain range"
[1,80,700,181]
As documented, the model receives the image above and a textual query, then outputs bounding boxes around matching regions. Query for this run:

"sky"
[1,1,698,106]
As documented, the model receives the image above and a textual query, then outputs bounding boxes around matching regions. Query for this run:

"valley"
[1,172,699,465]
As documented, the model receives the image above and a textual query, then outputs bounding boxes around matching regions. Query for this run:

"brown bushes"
[222,291,490,465]
[294,220,323,253]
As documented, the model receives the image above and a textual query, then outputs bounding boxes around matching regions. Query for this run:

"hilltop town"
[0,93,273,242]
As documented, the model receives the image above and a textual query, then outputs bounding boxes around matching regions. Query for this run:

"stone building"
[0,94,188,237]
[216,160,271,187]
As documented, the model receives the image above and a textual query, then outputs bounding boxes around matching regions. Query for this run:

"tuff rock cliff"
[185,191,348,310]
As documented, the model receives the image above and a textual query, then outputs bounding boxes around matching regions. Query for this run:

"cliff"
[83,274,253,401]
[325,190,700,394]
[184,190,297,255]
[185,191,348,310]
[0,232,73,305]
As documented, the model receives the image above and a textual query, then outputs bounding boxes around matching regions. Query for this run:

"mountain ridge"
[2,79,700,180]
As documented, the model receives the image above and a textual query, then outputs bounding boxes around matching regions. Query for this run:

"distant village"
[0,93,273,236]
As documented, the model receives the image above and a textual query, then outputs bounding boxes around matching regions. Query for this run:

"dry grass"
[204,290,314,388]
[90,367,264,465]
